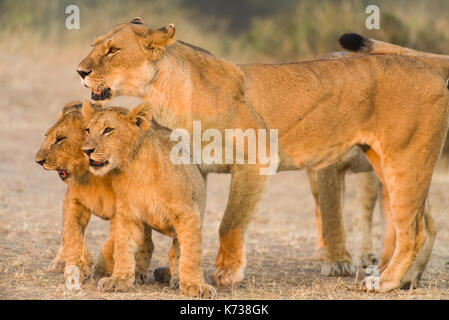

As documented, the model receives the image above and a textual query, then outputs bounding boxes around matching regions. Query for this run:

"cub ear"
[128,102,152,131]
[81,100,95,121]
[57,101,82,120]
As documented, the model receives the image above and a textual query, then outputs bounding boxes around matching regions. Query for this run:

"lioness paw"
[47,257,66,273]
[214,267,245,287]
[97,277,134,292]
[180,282,216,299]
[360,276,380,291]
[321,261,355,277]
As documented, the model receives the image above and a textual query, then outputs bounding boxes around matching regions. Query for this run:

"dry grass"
[1,45,449,300]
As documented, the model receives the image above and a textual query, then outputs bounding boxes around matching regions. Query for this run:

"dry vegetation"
[1,0,449,300]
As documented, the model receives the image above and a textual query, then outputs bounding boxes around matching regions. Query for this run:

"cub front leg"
[98,209,143,292]
[93,217,116,280]
[175,208,216,298]
[61,193,92,283]
[154,238,180,287]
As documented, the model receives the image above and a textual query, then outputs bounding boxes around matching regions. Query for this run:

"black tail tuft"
[339,33,372,52]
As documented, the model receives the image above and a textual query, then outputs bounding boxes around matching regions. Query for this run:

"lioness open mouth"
[91,88,111,101]
[89,159,109,168]
[57,169,69,181]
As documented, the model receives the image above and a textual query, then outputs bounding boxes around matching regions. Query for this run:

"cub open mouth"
[89,159,109,168]
[91,88,111,101]
[57,169,69,181]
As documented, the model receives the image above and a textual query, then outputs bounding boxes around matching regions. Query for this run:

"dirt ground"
[1,48,449,300]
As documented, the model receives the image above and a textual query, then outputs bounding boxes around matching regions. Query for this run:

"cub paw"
[153,266,171,284]
[180,282,216,299]
[358,253,378,269]
[97,277,134,292]
[321,261,355,277]
[135,271,150,284]
[360,276,380,292]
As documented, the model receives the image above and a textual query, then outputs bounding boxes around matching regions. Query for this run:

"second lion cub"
[81,101,215,298]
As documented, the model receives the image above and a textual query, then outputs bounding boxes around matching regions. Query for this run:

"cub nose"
[35,159,46,166]
[83,148,95,156]
[77,69,92,79]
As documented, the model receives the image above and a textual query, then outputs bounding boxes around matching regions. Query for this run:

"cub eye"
[55,136,66,144]
[107,47,119,55]
[103,127,114,135]
[85,128,90,136]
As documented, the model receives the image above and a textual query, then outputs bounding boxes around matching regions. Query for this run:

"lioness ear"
[128,102,152,131]
[133,23,175,60]
[152,24,176,45]
[129,17,144,25]
[81,100,94,121]
[58,101,82,120]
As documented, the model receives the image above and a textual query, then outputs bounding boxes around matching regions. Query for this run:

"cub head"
[76,17,175,104]
[35,101,88,182]
[82,101,151,176]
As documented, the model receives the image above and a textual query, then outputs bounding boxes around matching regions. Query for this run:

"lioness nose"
[77,69,92,79]
[83,148,95,156]
[36,159,46,166]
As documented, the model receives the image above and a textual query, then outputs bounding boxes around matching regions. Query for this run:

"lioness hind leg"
[317,163,355,277]
[401,206,436,288]
[362,148,433,292]
[306,168,325,260]
[353,171,381,268]
[214,165,269,287]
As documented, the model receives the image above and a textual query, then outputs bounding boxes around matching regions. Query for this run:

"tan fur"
[82,102,215,298]
[35,102,154,283]
[77,20,449,291]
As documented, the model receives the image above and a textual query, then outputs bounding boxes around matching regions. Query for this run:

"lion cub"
[35,101,154,284]
[82,101,215,298]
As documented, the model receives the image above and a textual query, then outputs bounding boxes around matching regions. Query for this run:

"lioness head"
[35,101,88,182]
[76,17,175,104]
[82,101,151,176]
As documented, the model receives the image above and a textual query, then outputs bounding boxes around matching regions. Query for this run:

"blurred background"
[2,0,449,62]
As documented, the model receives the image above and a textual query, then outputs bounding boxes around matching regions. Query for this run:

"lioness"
[81,102,215,297]
[35,101,154,283]
[77,18,449,291]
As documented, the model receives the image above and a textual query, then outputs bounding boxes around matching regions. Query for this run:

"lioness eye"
[55,136,66,144]
[85,128,90,135]
[103,127,114,134]
[107,47,119,55]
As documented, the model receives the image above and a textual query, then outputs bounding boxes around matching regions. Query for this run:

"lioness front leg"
[62,194,93,283]
[215,165,269,286]
[317,163,355,277]
[93,217,116,280]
